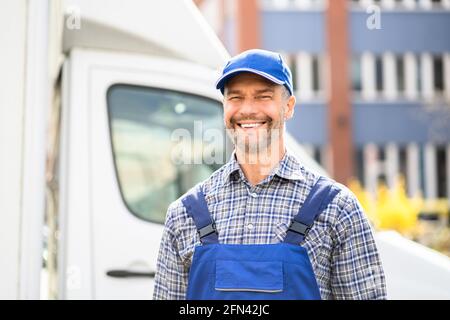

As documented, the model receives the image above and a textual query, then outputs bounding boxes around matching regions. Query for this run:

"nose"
[237,97,258,116]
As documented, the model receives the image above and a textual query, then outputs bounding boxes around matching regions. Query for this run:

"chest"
[178,182,335,268]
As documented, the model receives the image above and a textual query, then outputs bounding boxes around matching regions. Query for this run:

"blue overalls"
[181,176,340,300]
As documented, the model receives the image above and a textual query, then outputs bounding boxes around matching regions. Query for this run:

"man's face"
[223,72,295,155]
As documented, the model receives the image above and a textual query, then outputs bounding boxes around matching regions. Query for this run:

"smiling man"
[153,49,387,300]
[223,71,294,182]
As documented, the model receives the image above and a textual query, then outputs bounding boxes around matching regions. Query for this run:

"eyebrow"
[225,89,243,96]
[254,88,275,94]
[225,87,275,96]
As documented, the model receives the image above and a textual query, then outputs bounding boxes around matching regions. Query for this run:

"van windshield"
[107,84,229,224]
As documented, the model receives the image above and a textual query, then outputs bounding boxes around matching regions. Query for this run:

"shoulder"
[333,182,366,218]
[164,196,190,236]
[299,166,369,234]
[315,175,366,221]
[324,180,373,243]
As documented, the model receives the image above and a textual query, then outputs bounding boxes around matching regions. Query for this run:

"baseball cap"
[215,49,293,96]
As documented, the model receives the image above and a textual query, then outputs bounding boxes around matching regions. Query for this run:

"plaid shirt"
[153,149,387,300]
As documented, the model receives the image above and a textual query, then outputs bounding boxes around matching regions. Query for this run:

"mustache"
[229,116,272,125]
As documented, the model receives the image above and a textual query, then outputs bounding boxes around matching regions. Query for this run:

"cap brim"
[215,67,285,93]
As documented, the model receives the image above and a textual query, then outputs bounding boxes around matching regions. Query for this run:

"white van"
[1,0,325,300]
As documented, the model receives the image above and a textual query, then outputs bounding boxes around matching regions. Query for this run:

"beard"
[225,111,285,161]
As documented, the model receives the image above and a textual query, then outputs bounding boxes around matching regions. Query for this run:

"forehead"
[224,72,278,92]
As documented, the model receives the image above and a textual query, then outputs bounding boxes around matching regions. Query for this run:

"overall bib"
[181,177,340,300]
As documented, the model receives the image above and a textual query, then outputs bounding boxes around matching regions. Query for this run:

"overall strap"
[181,185,219,245]
[283,177,340,245]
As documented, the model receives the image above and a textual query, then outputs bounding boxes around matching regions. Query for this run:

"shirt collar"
[221,151,241,185]
[271,149,306,181]
[221,148,305,186]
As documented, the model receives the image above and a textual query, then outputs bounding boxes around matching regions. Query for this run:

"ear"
[284,95,296,120]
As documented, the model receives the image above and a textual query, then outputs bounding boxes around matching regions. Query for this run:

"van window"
[107,84,227,224]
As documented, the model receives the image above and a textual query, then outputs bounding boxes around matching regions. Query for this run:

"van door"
[61,48,228,299]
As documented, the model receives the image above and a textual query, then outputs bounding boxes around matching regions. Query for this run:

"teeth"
[240,123,263,128]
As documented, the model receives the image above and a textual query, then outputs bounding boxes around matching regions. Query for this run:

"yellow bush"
[348,177,422,236]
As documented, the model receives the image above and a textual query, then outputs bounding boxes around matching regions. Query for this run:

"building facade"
[198,0,450,202]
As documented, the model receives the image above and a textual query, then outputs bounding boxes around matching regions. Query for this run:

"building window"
[416,55,422,97]
[436,146,447,198]
[396,55,405,94]
[375,56,384,93]
[312,56,320,92]
[420,53,445,101]
[351,56,362,92]
[355,147,365,185]
[433,55,444,94]
[399,146,408,188]
[379,145,386,161]
[419,145,426,196]
[290,55,298,92]
[357,53,445,101]
[313,147,322,165]
[290,52,324,100]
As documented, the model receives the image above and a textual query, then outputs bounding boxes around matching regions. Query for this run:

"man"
[153,49,387,300]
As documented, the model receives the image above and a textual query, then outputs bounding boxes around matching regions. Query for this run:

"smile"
[237,122,267,129]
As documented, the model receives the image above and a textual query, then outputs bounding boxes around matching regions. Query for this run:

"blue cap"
[216,49,293,96]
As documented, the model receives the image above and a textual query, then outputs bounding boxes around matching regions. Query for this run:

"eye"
[228,96,242,101]
[257,95,272,100]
